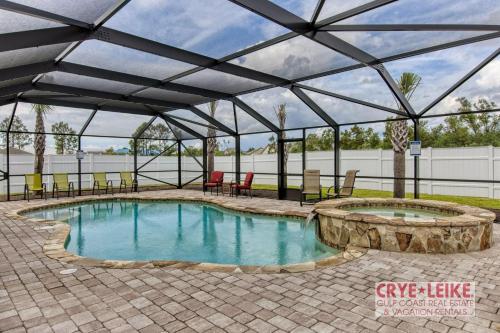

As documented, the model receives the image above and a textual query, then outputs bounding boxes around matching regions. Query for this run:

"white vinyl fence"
[1,146,499,198]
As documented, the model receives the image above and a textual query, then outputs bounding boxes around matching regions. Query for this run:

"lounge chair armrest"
[326,185,335,194]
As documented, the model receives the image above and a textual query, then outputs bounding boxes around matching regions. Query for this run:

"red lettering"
[463,283,471,298]
[376,283,386,297]
[397,283,407,297]
[450,283,460,297]
[428,283,435,298]
[408,283,417,298]
[387,283,396,298]
[436,283,444,298]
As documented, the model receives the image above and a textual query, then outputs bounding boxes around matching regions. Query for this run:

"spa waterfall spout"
[303,211,318,238]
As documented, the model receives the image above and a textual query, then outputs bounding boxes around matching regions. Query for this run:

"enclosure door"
[280,138,304,200]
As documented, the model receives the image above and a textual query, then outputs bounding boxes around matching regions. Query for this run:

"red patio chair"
[204,171,224,195]
[230,172,254,198]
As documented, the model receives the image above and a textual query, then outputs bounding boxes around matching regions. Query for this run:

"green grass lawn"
[251,184,500,210]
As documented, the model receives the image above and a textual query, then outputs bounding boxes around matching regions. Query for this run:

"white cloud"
[476,60,500,89]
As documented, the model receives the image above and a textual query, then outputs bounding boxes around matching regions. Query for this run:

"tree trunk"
[391,119,408,198]
[207,137,216,176]
[393,151,405,198]
[34,111,45,175]
[206,101,218,177]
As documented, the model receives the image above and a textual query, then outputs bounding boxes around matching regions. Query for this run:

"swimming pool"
[25,200,337,266]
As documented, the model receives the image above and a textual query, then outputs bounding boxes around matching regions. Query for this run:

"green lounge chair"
[92,172,113,195]
[24,173,47,201]
[52,173,75,199]
[119,171,138,193]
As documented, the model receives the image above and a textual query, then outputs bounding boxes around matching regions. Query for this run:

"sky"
[1,0,499,152]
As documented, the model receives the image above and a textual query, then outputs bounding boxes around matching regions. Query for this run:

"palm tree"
[274,104,288,177]
[391,72,421,198]
[33,104,52,175]
[207,101,218,176]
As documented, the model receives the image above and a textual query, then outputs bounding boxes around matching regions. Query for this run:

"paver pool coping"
[8,193,366,273]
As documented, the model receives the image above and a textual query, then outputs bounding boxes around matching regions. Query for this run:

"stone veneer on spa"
[314,198,495,254]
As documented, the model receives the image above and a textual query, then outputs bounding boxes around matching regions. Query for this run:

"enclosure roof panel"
[0,0,498,135]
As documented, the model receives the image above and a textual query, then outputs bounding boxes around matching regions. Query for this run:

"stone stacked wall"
[315,198,495,254]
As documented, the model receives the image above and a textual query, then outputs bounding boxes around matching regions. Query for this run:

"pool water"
[25,200,337,265]
[346,207,452,219]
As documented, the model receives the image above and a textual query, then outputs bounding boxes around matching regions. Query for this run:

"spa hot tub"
[314,198,495,253]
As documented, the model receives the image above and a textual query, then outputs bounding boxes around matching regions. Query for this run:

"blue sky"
[4,0,500,152]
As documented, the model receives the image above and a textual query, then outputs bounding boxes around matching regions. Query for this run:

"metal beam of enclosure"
[0,26,89,52]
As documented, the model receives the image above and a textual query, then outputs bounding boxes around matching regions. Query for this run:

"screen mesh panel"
[238,87,327,129]
[0,8,62,34]
[0,44,70,69]
[196,100,236,131]
[134,88,211,105]
[270,0,317,20]
[384,39,500,113]
[235,105,270,134]
[302,67,398,109]
[173,69,268,94]
[139,117,176,140]
[229,35,360,80]
[303,90,394,124]
[104,0,288,58]
[165,122,197,140]
[338,0,500,24]
[317,0,373,21]
[39,72,145,95]
[330,31,495,59]
[11,0,120,23]
[66,40,195,80]
[173,118,223,138]
[84,111,154,137]
[426,57,500,116]
[11,102,94,134]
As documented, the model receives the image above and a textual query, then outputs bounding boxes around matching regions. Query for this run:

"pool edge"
[8,194,366,273]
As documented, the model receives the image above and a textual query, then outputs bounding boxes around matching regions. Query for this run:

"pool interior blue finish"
[25,200,337,265]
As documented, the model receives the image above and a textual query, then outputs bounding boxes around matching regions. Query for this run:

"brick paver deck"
[1,190,499,333]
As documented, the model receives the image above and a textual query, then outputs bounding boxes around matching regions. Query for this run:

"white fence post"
[46,154,51,191]
[488,146,494,198]
[379,148,383,190]
[427,147,433,195]
[89,153,94,190]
